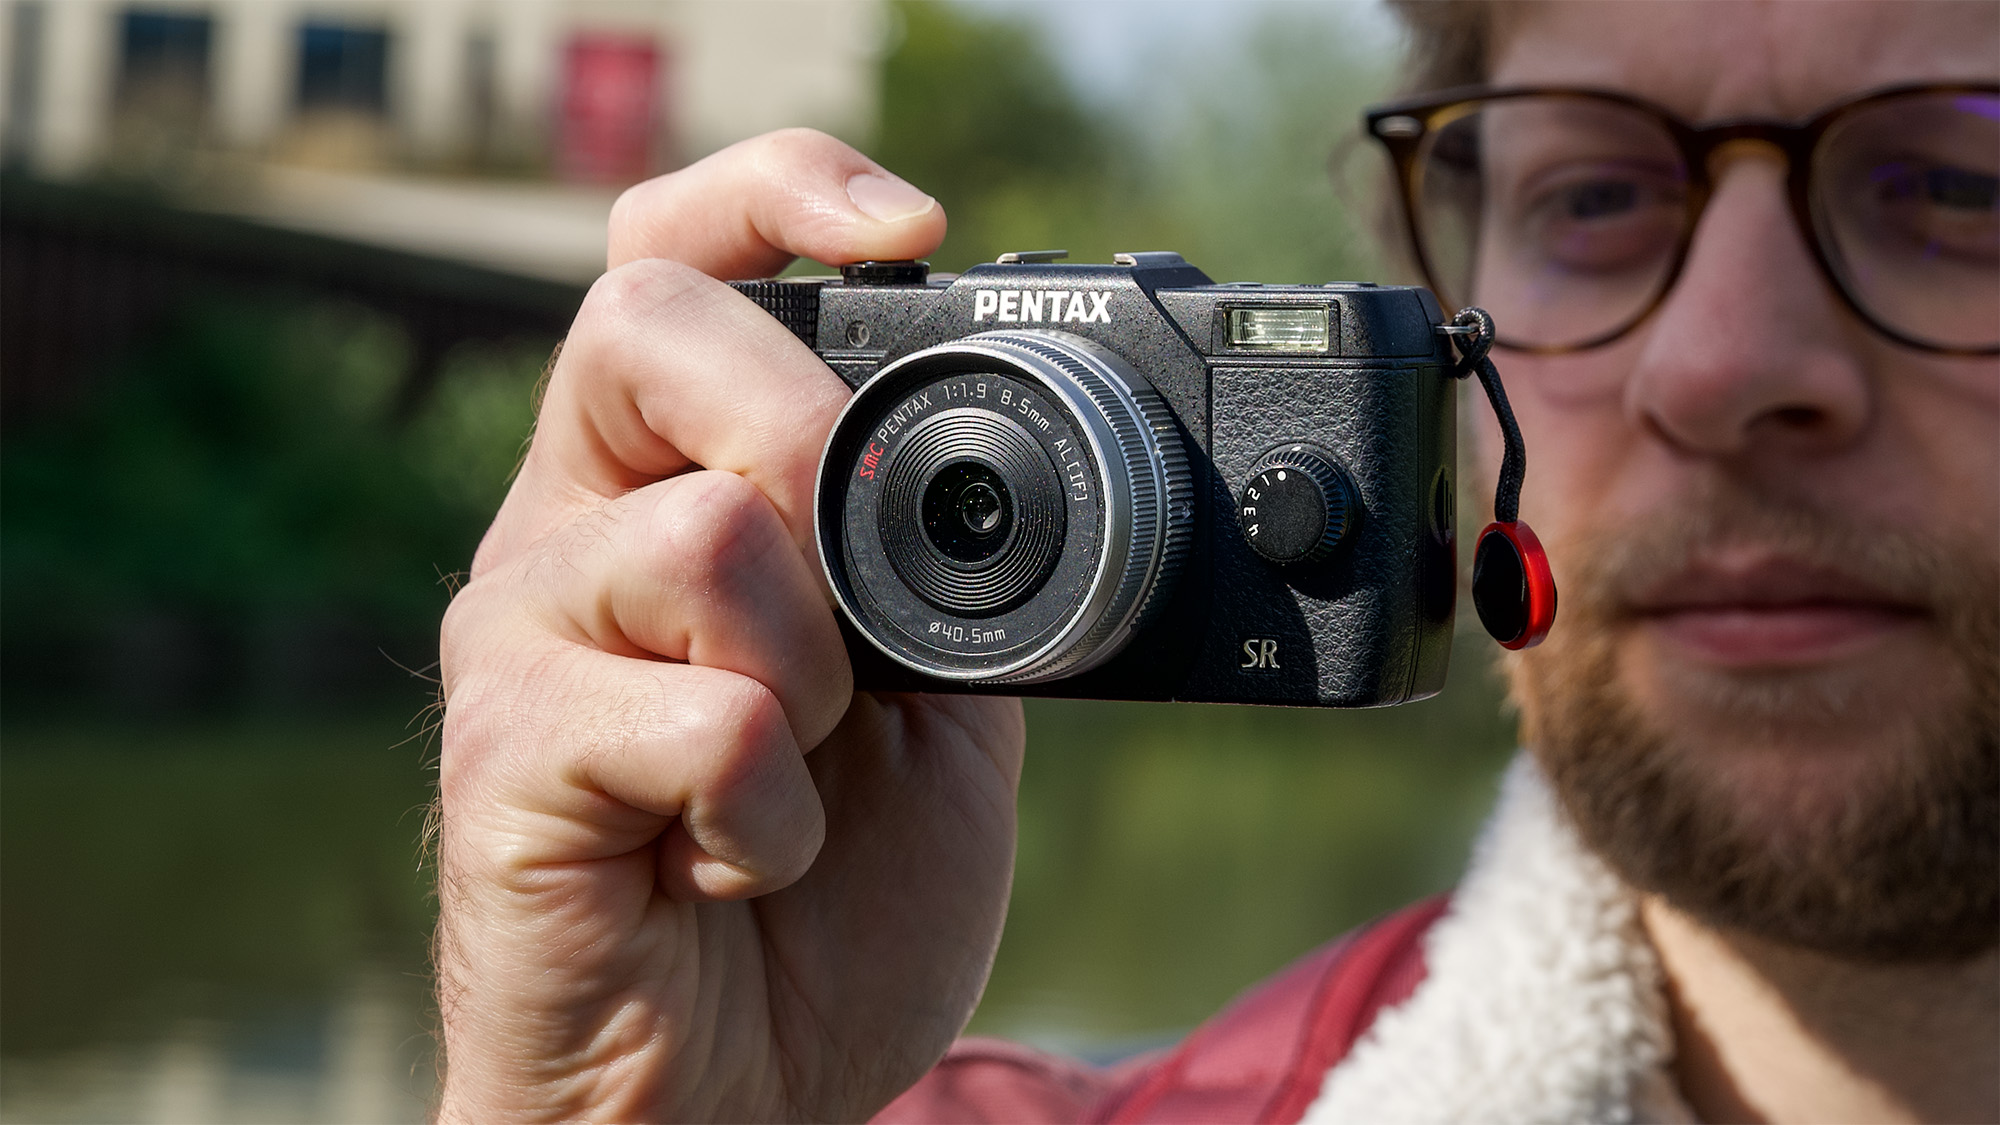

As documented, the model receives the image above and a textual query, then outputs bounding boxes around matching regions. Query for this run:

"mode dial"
[1238,445,1353,565]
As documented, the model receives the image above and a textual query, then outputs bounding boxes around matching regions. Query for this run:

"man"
[433,1,1998,1121]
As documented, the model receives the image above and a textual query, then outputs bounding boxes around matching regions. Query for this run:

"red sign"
[557,34,662,185]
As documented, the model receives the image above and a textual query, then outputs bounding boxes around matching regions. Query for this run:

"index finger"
[477,259,839,572]
[476,130,947,571]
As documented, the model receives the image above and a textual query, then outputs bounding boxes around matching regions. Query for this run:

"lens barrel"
[817,331,1193,683]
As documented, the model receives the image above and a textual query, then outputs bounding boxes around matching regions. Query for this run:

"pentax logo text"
[973,289,1112,325]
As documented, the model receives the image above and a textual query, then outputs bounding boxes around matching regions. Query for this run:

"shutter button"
[840,260,929,285]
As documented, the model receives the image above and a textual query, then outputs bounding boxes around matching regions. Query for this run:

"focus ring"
[1128,385,1195,634]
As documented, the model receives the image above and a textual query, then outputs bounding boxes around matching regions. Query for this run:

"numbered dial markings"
[1237,446,1353,566]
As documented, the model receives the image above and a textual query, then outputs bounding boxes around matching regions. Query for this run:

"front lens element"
[1813,90,2000,352]
[924,463,1012,559]
[959,482,1003,535]
[881,412,1065,617]
[1413,95,1692,351]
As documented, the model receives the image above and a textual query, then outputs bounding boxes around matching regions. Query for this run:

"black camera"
[731,251,1469,707]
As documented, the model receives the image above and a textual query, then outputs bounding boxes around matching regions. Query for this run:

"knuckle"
[646,471,790,594]
[437,692,492,808]
[748,126,853,172]
[467,517,510,580]
[696,673,795,768]
[606,175,657,249]
[555,259,735,404]
[438,574,515,704]
[573,257,711,344]
[438,580,481,671]
[438,668,511,813]
[438,624,567,810]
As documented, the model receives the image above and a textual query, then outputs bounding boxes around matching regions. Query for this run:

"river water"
[1,641,1513,1122]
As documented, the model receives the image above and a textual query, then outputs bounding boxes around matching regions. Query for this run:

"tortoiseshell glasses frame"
[1363,82,2000,356]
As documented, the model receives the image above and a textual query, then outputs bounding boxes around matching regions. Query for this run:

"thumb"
[607,128,947,278]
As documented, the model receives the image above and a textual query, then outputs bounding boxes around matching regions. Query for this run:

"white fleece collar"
[1302,755,1695,1125]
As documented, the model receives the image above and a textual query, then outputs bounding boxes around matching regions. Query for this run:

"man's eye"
[1924,167,1998,211]
[1851,158,1999,266]
[1559,180,1639,219]
[1873,162,1999,210]
[1508,169,1683,274]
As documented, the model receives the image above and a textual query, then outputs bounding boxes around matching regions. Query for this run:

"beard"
[1513,482,1999,963]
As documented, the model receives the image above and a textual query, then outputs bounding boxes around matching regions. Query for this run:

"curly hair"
[1384,0,1494,94]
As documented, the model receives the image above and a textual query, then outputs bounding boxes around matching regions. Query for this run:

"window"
[117,10,212,112]
[296,22,389,115]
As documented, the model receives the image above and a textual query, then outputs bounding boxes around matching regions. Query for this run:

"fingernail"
[846,172,936,223]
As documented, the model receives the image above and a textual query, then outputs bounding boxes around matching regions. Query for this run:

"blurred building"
[0,0,887,184]
[0,0,891,285]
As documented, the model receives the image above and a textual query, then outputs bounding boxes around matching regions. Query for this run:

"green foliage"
[1124,8,1399,284]
[870,1,1396,282]
[0,298,548,709]
[872,0,1122,271]
[403,342,544,515]
[875,2,1113,206]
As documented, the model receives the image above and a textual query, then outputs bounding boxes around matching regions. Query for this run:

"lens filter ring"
[816,331,1192,683]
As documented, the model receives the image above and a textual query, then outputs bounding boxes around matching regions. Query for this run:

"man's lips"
[1626,557,1927,668]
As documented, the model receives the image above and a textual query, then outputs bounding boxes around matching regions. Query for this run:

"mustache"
[1551,482,1968,624]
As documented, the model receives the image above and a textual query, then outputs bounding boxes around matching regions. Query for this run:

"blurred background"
[0,1,1518,1120]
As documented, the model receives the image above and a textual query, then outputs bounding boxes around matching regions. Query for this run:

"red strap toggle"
[1472,520,1556,650]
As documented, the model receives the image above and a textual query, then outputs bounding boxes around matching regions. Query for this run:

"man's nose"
[1623,155,1871,460]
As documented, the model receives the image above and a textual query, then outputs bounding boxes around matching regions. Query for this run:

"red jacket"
[874,896,1448,1125]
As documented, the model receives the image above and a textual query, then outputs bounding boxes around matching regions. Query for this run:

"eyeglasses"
[1364,82,2000,356]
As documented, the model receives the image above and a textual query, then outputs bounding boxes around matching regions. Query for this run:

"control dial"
[1238,445,1353,565]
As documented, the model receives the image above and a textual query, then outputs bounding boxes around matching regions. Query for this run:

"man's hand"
[434,129,1026,1123]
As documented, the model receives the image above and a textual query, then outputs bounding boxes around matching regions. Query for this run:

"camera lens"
[817,332,1193,683]
[879,411,1066,617]
[924,464,1010,560]
[959,481,1003,535]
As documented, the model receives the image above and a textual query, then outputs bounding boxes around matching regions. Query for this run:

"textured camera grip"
[728,279,821,349]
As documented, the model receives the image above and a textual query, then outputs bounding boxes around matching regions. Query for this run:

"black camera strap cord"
[1442,305,1558,650]
[1446,307,1524,525]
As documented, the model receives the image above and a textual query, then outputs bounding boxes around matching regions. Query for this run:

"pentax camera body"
[731,251,1463,708]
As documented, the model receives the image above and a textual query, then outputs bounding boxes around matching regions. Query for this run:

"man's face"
[1483,0,1999,960]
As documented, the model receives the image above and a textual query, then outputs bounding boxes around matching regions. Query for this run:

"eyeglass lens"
[1411,92,1999,352]
[1813,92,1999,351]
